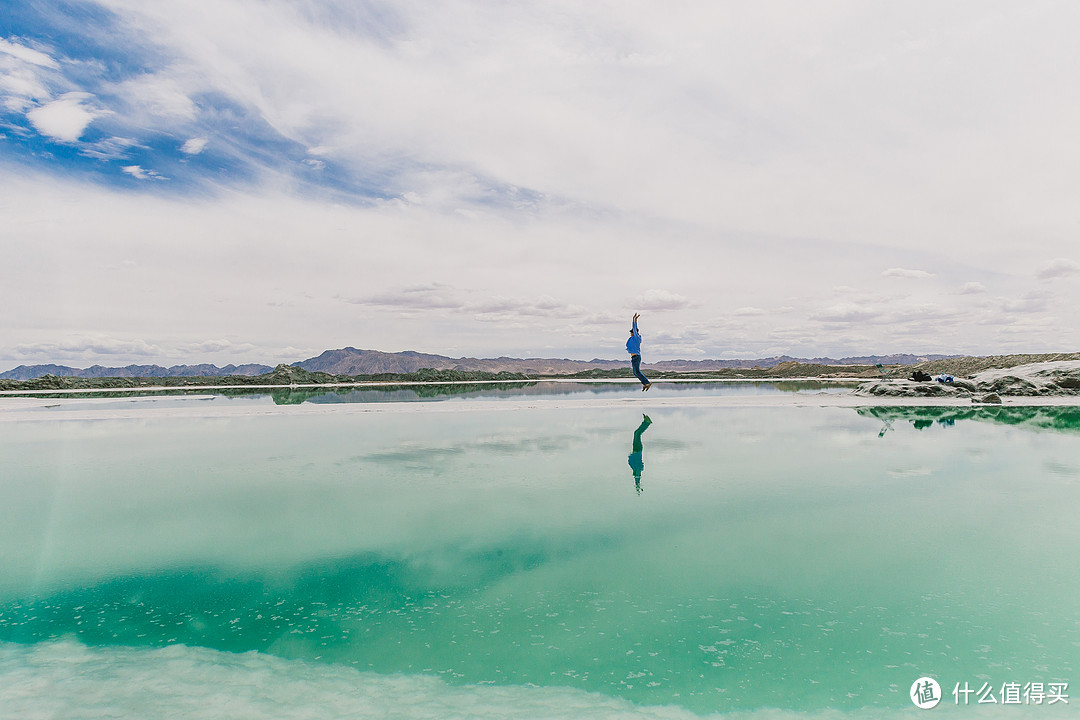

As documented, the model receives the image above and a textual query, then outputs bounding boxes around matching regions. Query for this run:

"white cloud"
[1036,258,1080,280]
[881,268,935,280]
[345,284,465,310]
[811,304,882,323]
[635,289,691,311]
[122,164,166,180]
[177,339,258,355]
[472,295,582,319]
[3,335,274,366]
[1000,292,1050,314]
[26,92,103,142]
[0,38,57,111]
[180,136,208,154]
[78,0,1080,268]
[0,38,59,69]
[116,73,197,119]
[80,136,142,160]
[5,4,1080,365]
[13,336,163,361]
[4,157,1075,368]
[1,76,47,112]
[347,286,590,323]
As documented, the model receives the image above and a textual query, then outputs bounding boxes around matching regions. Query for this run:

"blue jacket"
[626,320,642,355]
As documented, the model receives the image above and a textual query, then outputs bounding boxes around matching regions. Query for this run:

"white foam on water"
[2,640,1068,720]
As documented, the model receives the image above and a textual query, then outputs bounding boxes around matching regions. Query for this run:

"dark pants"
[629,414,651,494]
[630,354,649,385]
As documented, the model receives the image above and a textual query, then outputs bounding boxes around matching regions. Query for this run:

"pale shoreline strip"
[1,389,1078,423]
[0,377,860,396]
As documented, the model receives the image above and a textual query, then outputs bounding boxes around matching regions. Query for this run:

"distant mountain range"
[294,348,957,375]
[0,348,959,381]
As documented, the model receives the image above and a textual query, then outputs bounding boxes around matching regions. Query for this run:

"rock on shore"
[856,360,1080,400]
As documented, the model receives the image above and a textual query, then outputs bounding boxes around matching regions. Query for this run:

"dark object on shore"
[976,393,1003,405]
[910,370,933,382]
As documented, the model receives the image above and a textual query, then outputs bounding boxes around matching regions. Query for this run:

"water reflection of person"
[628,414,652,495]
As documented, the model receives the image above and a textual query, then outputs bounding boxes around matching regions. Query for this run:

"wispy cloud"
[176,339,258,355]
[1000,292,1050,315]
[634,289,692,311]
[115,73,198,121]
[0,38,59,112]
[1036,258,1080,280]
[122,164,166,180]
[344,284,465,310]
[12,336,164,361]
[881,268,935,280]
[473,295,571,317]
[345,285,593,322]
[810,303,882,324]
[80,136,141,160]
[0,37,59,70]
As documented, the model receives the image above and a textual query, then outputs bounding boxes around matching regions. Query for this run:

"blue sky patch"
[0,0,402,202]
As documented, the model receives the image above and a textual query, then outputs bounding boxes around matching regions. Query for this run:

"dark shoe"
[643,382,652,391]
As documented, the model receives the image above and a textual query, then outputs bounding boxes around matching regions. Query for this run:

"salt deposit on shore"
[856,360,1080,401]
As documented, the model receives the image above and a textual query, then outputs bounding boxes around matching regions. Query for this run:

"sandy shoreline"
[2,386,1078,423]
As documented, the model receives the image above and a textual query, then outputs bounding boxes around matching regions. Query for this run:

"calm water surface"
[1,402,1077,718]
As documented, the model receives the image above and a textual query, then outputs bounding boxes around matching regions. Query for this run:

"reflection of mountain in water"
[269,382,538,405]
[268,380,858,405]
[857,406,1080,433]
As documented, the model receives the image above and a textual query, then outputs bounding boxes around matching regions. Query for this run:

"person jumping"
[627,313,652,391]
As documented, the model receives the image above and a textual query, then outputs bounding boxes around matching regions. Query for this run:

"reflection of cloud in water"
[344,433,585,466]
[886,468,932,478]
[348,445,465,464]
[1,635,938,720]
[2,639,794,720]
[644,438,689,451]
[1045,462,1079,477]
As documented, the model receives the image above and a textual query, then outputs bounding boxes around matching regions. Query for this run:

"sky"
[2,0,1079,369]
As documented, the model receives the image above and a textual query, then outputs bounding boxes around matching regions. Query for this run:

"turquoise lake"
[1,387,1077,718]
